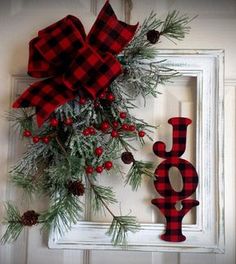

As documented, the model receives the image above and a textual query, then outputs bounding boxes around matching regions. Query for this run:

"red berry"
[106,93,115,102]
[99,92,106,99]
[129,124,136,131]
[112,121,119,128]
[32,136,40,144]
[86,166,94,174]
[100,121,110,131]
[50,118,59,127]
[111,130,119,138]
[96,166,103,173]
[23,130,32,137]
[88,127,96,135]
[119,112,127,119]
[138,131,146,137]
[94,101,100,108]
[121,123,129,131]
[104,161,113,170]
[42,136,50,144]
[83,128,90,136]
[64,117,73,126]
[95,147,103,156]
[79,97,86,105]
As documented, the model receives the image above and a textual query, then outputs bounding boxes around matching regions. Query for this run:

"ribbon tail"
[87,0,138,55]
[12,77,77,127]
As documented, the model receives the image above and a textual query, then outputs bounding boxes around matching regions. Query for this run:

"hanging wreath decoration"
[2,1,197,246]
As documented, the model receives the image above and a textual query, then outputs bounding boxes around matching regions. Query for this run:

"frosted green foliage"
[1,203,23,243]
[125,161,154,191]
[107,216,140,246]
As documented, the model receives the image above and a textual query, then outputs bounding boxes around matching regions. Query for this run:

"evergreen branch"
[91,185,117,213]
[86,174,139,246]
[11,173,37,194]
[125,11,162,52]
[1,203,23,243]
[39,195,83,237]
[125,161,154,191]
[161,11,196,41]
[106,215,140,246]
[6,109,35,133]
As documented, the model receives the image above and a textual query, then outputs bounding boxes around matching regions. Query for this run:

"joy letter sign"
[152,117,199,242]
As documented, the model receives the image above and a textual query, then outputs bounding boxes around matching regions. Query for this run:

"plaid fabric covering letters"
[152,117,199,242]
[12,1,138,126]
[153,117,192,158]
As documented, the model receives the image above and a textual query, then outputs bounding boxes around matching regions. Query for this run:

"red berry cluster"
[23,130,51,144]
[99,121,119,138]
[82,126,96,136]
[99,91,115,102]
[99,117,146,139]
[119,111,146,137]
[85,161,113,174]
[50,117,73,127]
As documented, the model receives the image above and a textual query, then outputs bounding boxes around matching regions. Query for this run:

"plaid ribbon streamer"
[152,117,199,242]
[12,1,138,126]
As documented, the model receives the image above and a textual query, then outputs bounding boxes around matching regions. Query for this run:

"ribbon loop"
[63,45,122,98]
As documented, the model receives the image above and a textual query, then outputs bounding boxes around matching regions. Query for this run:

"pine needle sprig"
[86,175,139,245]
[106,215,140,246]
[125,12,162,53]
[125,161,154,191]
[160,11,196,42]
[1,203,23,243]
[11,172,37,195]
[39,195,83,237]
[10,142,53,177]
[6,108,35,133]
[91,185,117,213]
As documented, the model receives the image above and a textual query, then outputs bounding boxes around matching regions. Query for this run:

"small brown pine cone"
[146,30,160,44]
[21,210,39,226]
[68,180,85,196]
[123,67,130,76]
[121,151,135,164]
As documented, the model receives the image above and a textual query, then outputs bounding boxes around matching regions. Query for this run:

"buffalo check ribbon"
[12,1,138,126]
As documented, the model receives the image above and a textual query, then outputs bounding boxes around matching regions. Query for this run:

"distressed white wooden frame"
[10,50,224,253]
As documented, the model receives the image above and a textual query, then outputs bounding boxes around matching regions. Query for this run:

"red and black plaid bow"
[13,1,138,126]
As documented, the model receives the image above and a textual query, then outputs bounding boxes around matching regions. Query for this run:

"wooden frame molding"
[48,50,224,253]
[9,50,225,253]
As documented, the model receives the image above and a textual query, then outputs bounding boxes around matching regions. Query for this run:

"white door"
[0,1,235,264]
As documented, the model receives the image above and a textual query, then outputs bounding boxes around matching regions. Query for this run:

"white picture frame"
[10,49,224,253]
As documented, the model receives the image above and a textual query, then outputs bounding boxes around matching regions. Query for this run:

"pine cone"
[21,210,39,226]
[121,151,135,164]
[123,67,130,76]
[68,180,85,196]
[146,30,160,44]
